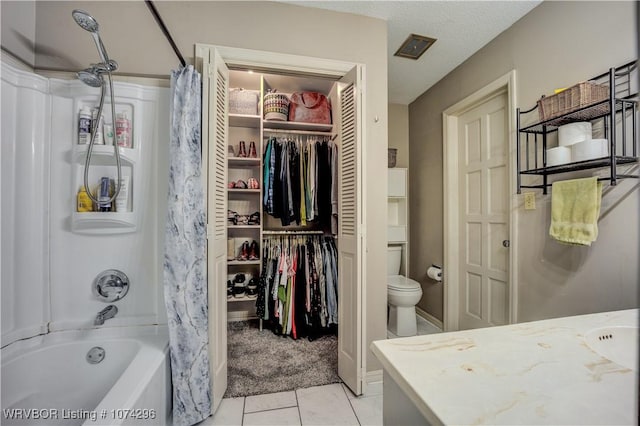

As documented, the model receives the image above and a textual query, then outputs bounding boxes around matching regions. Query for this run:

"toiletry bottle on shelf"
[78,106,92,144]
[115,175,131,212]
[92,108,104,144]
[116,112,131,148]
[98,177,112,212]
[104,123,114,146]
[77,186,93,212]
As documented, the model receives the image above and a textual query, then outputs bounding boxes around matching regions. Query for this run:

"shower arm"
[83,70,122,205]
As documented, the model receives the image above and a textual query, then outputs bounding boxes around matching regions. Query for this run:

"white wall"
[1,63,50,345]
[409,1,639,323]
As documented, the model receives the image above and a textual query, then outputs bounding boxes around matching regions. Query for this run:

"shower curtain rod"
[145,0,186,67]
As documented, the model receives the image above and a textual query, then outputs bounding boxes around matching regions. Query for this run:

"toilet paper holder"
[427,264,443,282]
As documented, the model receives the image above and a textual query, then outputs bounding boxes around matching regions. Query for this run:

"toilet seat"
[387,275,421,292]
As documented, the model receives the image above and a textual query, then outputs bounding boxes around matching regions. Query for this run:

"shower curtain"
[163,65,211,426]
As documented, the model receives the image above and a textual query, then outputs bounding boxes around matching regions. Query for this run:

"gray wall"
[1,1,36,66]
[2,1,389,373]
[409,0,638,322]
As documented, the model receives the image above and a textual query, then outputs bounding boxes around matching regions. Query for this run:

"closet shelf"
[263,120,333,133]
[228,225,261,229]
[228,157,261,167]
[228,296,258,303]
[228,188,261,194]
[229,113,261,128]
[228,260,261,266]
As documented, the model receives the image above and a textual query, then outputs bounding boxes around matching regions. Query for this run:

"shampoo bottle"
[116,112,131,148]
[77,186,93,212]
[78,106,92,144]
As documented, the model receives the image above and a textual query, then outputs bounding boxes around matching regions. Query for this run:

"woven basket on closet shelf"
[263,92,290,121]
[537,81,609,122]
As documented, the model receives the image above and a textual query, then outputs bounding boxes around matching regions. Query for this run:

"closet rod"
[263,128,337,138]
[263,230,325,235]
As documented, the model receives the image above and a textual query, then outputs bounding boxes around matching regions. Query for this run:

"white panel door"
[457,92,509,330]
[336,66,363,395]
[204,48,229,412]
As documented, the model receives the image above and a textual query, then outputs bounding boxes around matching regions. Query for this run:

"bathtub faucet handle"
[94,304,118,326]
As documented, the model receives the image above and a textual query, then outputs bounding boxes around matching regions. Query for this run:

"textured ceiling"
[285,1,541,104]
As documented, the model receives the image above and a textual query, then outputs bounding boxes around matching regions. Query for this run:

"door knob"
[502,240,510,248]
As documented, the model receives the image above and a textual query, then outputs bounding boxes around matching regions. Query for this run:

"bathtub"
[1,326,170,425]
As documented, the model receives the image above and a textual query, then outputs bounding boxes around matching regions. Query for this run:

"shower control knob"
[93,269,130,302]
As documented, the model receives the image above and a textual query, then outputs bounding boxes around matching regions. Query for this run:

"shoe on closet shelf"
[228,181,236,189]
[235,180,248,189]
[247,177,259,189]
[238,141,248,158]
[248,211,260,225]
[232,284,246,298]
[246,278,258,299]
[248,141,257,158]
[233,273,246,284]
[248,241,259,260]
[228,210,238,225]
[237,241,250,261]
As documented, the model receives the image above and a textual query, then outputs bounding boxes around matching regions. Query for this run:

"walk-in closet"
[197,44,364,409]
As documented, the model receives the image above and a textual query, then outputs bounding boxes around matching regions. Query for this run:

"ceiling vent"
[394,34,437,60]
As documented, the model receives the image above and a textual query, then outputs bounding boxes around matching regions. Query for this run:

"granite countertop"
[371,309,638,425]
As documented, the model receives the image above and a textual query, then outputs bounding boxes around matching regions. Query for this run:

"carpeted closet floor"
[225,320,340,398]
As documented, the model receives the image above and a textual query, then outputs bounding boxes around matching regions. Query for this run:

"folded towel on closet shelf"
[549,176,603,246]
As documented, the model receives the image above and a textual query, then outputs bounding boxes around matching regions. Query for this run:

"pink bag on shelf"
[288,92,332,124]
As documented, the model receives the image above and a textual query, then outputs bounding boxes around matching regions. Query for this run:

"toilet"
[387,245,423,337]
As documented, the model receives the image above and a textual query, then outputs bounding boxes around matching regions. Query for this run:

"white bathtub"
[1,326,170,425]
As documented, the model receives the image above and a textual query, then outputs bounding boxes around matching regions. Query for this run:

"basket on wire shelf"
[537,81,609,122]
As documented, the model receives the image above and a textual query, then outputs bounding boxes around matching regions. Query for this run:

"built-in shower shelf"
[72,144,138,164]
[71,212,136,234]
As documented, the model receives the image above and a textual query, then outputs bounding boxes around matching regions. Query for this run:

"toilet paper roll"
[427,266,442,282]
[546,146,572,167]
[571,138,609,162]
[558,122,592,146]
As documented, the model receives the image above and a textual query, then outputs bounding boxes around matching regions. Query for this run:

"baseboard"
[416,307,444,330]
[366,369,383,385]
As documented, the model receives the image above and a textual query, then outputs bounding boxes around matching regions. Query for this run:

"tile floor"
[201,315,440,426]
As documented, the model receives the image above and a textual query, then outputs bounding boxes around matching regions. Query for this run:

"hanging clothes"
[263,136,338,232]
[256,235,339,340]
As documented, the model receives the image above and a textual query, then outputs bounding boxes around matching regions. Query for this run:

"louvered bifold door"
[206,48,229,413]
[337,66,363,396]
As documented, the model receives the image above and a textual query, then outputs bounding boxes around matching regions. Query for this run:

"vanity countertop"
[371,309,638,425]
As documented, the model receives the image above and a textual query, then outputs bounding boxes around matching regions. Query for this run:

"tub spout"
[94,305,118,326]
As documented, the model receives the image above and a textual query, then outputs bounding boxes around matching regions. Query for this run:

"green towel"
[549,177,602,246]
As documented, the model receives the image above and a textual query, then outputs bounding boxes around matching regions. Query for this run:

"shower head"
[72,9,99,33]
[77,68,104,87]
[71,9,115,68]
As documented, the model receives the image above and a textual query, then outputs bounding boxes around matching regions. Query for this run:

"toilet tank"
[387,245,403,275]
